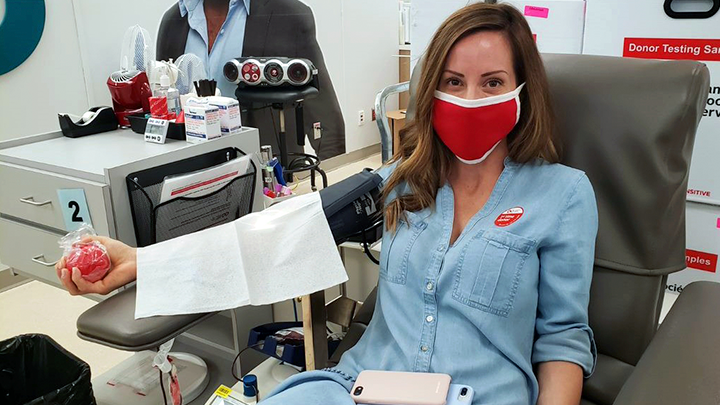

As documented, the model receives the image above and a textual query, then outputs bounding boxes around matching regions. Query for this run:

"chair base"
[92,351,210,404]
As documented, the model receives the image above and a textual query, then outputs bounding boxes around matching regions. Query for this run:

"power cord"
[360,224,381,265]
[269,107,283,158]
[231,342,265,382]
[159,368,168,405]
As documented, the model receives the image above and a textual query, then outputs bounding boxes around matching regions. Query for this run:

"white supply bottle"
[157,74,181,116]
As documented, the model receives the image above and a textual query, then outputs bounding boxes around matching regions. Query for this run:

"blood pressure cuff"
[320,169,383,244]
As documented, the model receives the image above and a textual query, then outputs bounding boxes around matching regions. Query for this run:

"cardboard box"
[184,104,221,143]
[500,1,586,54]
[399,48,411,110]
[387,109,406,155]
[207,96,242,136]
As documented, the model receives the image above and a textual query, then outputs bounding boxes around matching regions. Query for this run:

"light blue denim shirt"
[334,157,598,405]
[180,0,249,97]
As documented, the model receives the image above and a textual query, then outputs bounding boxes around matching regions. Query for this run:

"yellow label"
[214,385,232,398]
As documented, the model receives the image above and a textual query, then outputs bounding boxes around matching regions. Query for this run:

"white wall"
[410,0,586,70]
[301,0,399,153]
[0,0,399,155]
[339,0,400,152]
[410,0,473,70]
[72,0,177,107]
[0,0,88,140]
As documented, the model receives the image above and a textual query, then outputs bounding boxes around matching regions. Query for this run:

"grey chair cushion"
[582,354,635,405]
[544,54,708,276]
[588,268,666,366]
[614,282,720,405]
[76,286,216,351]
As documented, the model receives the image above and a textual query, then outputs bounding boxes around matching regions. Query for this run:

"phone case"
[350,370,452,405]
[445,384,474,405]
[356,383,473,405]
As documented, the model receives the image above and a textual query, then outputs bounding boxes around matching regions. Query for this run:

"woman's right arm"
[56,236,137,295]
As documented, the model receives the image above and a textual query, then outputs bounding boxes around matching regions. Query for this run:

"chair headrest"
[407,54,710,275]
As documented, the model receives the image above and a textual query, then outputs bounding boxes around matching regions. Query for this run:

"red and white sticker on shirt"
[495,207,524,227]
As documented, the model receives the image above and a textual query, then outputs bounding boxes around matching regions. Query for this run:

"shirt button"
[421,345,429,352]
[426,315,434,323]
[426,282,434,291]
[437,245,445,252]
[220,29,225,35]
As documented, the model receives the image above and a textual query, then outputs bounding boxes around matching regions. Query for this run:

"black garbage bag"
[0,334,96,405]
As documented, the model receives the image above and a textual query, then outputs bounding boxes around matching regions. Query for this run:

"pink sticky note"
[717,218,720,228]
[524,5,549,18]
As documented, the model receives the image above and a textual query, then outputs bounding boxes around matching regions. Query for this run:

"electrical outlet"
[313,122,322,139]
[358,110,366,126]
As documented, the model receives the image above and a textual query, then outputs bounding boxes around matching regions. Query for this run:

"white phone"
[351,370,452,405]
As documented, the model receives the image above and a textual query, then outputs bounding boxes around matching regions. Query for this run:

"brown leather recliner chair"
[331,54,718,405]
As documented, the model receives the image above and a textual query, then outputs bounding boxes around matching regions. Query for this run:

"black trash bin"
[0,334,96,405]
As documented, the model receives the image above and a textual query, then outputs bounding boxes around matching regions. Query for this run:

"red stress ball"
[65,242,111,282]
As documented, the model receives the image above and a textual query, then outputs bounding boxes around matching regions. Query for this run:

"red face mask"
[432,83,525,164]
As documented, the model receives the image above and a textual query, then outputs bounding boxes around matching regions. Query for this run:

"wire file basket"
[126,147,257,247]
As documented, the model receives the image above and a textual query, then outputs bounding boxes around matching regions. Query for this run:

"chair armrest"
[614,281,720,405]
[76,285,216,351]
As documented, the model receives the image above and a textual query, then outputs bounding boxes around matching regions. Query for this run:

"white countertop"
[0,128,258,182]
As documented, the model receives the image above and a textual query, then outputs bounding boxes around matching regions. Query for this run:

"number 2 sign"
[56,189,92,231]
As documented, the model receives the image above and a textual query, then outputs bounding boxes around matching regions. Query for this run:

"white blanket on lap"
[135,192,348,319]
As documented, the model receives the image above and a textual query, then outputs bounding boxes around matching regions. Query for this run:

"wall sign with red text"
[685,249,718,273]
[668,203,720,292]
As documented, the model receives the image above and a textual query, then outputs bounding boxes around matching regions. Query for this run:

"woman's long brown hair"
[383,2,559,232]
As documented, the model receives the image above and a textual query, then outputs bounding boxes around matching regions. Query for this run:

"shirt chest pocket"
[452,229,536,317]
[379,211,428,285]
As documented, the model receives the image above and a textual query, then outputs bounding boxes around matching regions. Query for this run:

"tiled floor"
[0,151,682,380]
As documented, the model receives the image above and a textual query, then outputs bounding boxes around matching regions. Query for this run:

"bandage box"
[207,96,243,136]
[184,104,221,143]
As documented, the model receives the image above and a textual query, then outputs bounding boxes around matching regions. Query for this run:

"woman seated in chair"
[57,3,597,404]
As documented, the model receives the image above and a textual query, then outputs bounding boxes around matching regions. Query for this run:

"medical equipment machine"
[224,57,318,87]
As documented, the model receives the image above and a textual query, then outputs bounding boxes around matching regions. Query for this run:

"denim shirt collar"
[179,0,251,18]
